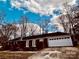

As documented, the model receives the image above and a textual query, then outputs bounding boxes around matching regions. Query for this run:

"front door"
[44,38,48,48]
[36,39,44,50]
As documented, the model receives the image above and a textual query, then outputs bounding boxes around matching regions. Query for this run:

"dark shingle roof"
[10,32,70,41]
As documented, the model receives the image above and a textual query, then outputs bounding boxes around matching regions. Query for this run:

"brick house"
[4,32,74,51]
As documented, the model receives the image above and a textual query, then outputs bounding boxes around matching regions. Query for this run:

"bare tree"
[1,24,18,39]
[58,14,70,33]
[29,24,38,36]
[20,16,28,40]
[62,2,79,34]
[0,24,18,48]
[73,23,79,34]
[0,11,5,36]
[39,19,49,34]
[0,11,8,44]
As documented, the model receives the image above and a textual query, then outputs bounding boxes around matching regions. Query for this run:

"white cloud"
[11,0,22,8]
[67,0,78,6]
[10,0,73,15]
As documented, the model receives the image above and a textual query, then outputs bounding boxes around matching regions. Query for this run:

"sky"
[0,0,78,32]
[0,0,53,24]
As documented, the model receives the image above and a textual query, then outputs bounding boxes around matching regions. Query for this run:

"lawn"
[0,51,35,59]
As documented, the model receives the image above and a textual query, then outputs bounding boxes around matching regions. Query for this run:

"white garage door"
[48,39,73,47]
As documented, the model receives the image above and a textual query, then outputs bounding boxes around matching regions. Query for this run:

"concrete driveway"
[28,47,79,59]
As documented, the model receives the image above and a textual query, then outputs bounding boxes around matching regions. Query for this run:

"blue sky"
[0,0,62,24]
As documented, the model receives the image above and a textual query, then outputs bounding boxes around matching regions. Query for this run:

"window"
[66,37,70,39]
[50,39,52,40]
[57,38,59,40]
[50,39,54,40]
[58,38,61,39]
[64,37,70,39]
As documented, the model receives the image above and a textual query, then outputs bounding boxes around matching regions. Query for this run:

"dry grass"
[0,51,35,59]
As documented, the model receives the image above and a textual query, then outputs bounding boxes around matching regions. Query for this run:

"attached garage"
[48,36,73,47]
